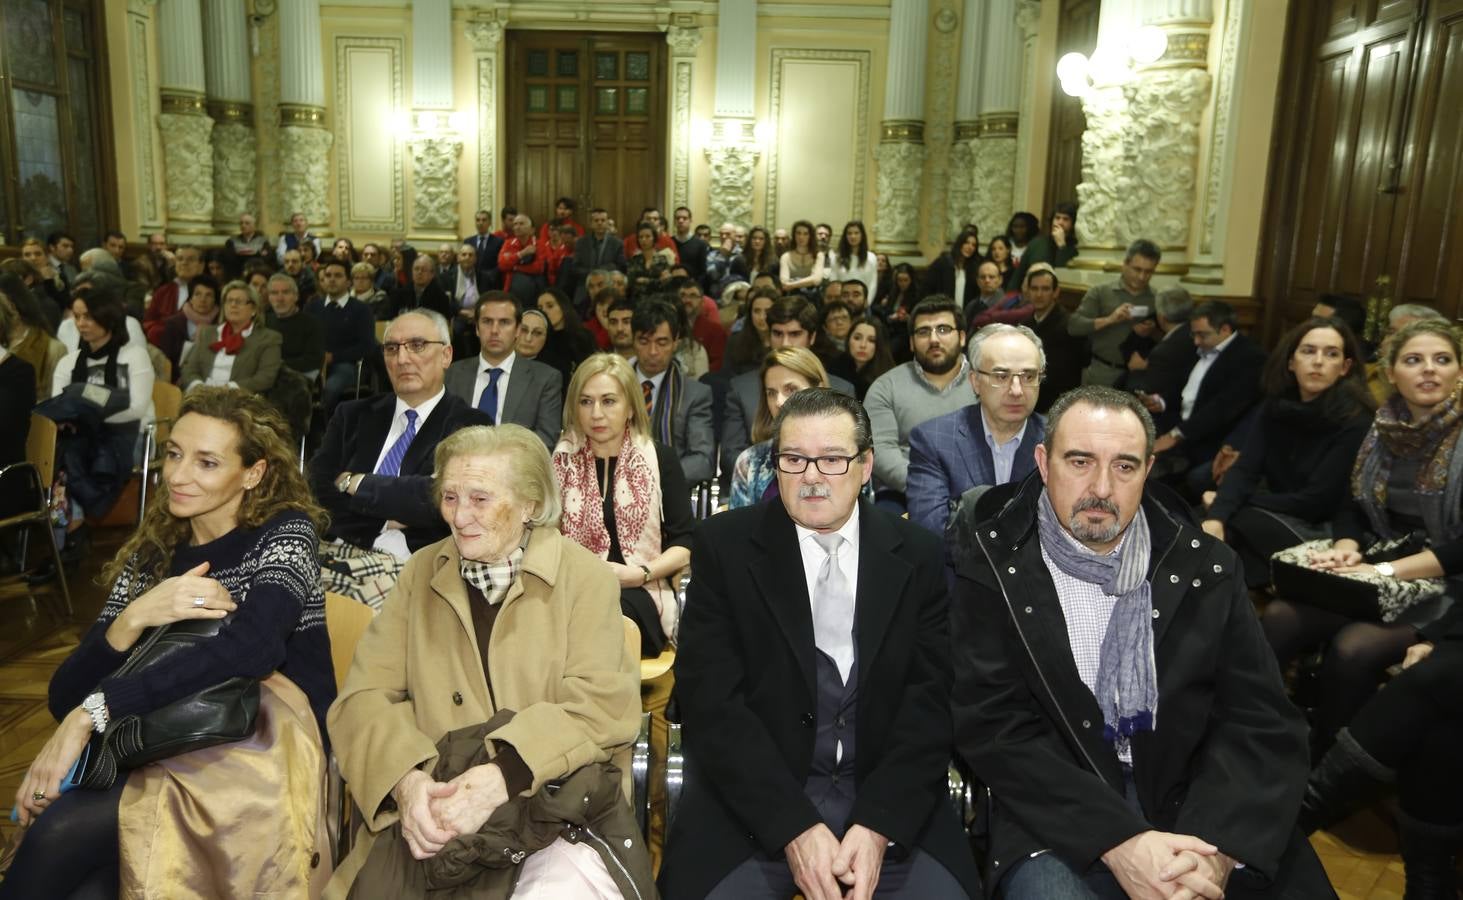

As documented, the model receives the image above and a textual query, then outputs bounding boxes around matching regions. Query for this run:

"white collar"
[327,292,351,308]
[1200,332,1238,359]
[481,351,517,376]
[392,387,446,423]
[634,365,668,388]
[794,503,862,554]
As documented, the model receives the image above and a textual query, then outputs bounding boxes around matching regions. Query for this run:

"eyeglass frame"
[381,338,447,356]
[773,451,867,476]
[975,367,1047,387]
[911,323,961,340]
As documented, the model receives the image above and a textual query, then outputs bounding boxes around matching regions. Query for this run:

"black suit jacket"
[1165,332,1265,462]
[307,391,492,551]
[922,252,980,306]
[659,500,981,899]
[949,475,1309,894]
[1129,324,1198,431]
[388,280,453,321]
[462,232,505,289]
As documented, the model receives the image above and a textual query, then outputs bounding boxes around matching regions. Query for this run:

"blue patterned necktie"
[477,367,503,423]
[376,409,418,477]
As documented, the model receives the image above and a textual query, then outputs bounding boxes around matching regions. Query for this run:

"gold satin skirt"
[118,673,332,899]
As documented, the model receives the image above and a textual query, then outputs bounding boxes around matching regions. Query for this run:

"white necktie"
[812,533,855,684]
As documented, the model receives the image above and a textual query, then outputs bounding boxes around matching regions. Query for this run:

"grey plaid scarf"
[1036,489,1158,744]
[459,531,530,606]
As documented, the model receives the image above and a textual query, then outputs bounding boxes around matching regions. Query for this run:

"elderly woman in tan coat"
[326,424,649,899]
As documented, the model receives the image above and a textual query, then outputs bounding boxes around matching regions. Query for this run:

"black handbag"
[75,616,261,789]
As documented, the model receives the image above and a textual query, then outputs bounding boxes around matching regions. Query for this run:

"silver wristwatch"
[1374,561,1397,578]
[82,692,109,733]
[336,472,354,493]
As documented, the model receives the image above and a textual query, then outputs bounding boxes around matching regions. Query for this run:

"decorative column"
[127,0,163,230]
[407,0,461,234]
[1074,0,1212,262]
[1012,0,1043,211]
[947,0,983,239]
[665,19,703,213]
[969,0,1023,241]
[277,0,332,228]
[157,0,215,236]
[466,16,505,216]
[203,0,255,232]
[873,0,929,256]
[704,0,758,230]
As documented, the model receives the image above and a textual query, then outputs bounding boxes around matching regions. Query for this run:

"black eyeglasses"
[774,452,863,476]
[977,368,1045,386]
[912,324,959,339]
[382,339,446,356]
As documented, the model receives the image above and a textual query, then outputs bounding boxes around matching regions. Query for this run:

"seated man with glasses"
[863,296,976,512]
[907,323,1047,538]
[662,387,981,900]
[306,309,491,608]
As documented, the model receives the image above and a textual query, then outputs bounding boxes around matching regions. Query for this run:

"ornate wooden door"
[504,31,666,233]
[1261,0,1463,332]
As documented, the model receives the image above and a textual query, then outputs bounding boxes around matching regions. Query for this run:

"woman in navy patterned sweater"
[4,387,334,899]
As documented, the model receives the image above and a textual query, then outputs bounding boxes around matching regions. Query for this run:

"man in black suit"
[662,389,980,899]
[948,386,1331,899]
[443,292,563,448]
[462,208,504,289]
[1145,300,1265,487]
[308,308,491,608]
[670,205,710,287]
[567,207,627,307]
[389,252,453,320]
[719,298,857,487]
[631,299,715,483]
[1128,287,1197,430]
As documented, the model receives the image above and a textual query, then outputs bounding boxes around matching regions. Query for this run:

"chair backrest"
[324,591,376,690]
[26,413,58,487]
[616,617,640,803]
[375,320,389,343]
[151,381,183,445]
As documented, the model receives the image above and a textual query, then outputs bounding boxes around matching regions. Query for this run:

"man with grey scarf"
[948,385,1335,900]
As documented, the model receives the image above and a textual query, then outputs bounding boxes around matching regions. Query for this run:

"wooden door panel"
[1290,53,1354,297]
[1393,12,1463,313]
[1333,35,1409,291]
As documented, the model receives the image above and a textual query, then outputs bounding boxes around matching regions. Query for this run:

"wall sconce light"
[1057,25,1168,97]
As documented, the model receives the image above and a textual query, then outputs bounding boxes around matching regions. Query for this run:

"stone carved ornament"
[971,135,1017,243]
[410,135,463,231]
[212,121,258,222]
[705,145,759,231]
[1077,68,1211,249]
[666,25,702,57]
[159,112,216,221]
[278,125,334,224]
[874,141,926,244]
[465,20,504,53]
[946,139,976,239]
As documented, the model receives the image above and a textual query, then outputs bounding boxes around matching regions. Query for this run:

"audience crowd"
[1,194,1455,899]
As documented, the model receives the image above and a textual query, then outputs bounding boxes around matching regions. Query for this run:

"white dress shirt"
[794,504,861,621]
[470,351,517,422]
[370,387,446,561]
[205,324,253,387]
[635,365,668,411]
[1179,332,1236,421]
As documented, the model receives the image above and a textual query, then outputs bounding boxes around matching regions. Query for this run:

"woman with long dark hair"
[922,228,981,308]
[536,288,596,385]
[848,318,896,402]
[725,287,777,375]
[730,226,777,284]
[986,235,1019,293]
[826,220,878,299]
[1200,316,1375,587]
[777,220,824,296]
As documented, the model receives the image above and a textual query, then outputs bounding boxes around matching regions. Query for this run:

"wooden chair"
[136,381,184,517]
[0,414,71,618]
[323,591,377,865]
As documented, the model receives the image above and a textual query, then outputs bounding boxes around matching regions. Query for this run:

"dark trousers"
[1347,644,1463,825]
[0,777,125,900]
[1226,507,1322,590]
[1261,599,1418,746]
[704,848,967,899]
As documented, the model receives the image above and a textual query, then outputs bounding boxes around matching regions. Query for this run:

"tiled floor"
[0,527,1420,896]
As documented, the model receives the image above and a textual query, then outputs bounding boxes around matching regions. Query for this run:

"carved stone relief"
[409,135,463,231]
[705,146,759,231]
[1199,0,1240,256]
[1076,68,1211,250]
[159,112,217,226]
[971,135,1017,241]
[873,140,926,249]
[278,125,334,225]
[212,120,257,225]
[466,19,503,215]
[946,138,976,238]
[671,59,694,211]
[128,9,160,226]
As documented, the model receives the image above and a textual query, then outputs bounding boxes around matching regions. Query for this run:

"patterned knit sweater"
[48,509,335,734]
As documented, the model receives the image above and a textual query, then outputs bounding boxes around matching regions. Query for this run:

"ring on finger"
[193,596,207,607]
[32,790,45,801]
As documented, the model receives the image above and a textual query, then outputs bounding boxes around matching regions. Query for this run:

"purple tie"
[376,409,418,477]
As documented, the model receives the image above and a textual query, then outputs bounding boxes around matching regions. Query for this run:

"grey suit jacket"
[179,325,284,394]
[718,369,856,485]
[444,354,564,448]
[655,372,714,483]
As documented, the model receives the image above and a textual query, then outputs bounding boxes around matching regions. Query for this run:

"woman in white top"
[777,219,825,294]
[826,219,879,298]
[179,280,283,393]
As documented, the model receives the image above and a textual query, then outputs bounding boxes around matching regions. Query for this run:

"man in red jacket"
[622,207,680,263]
[537,196,585,244]
[675,276,727,372]
[497,213,546,303]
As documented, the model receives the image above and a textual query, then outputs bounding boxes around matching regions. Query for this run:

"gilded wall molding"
[279,103,327,127]
[880,120,925,142]
[160,91,207,116]
[128,6,161,226]
[1198,0,1240,257]
[766,48,872,225]
[922,0,961,251]
[332,35,405,233]
[208,100,253,122]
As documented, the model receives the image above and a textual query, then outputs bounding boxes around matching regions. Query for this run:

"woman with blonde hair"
[728,347,830,509]
[326,423,651,898]
[6,387,335,899]
[179,280,283,393]
[552,353,693,656]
